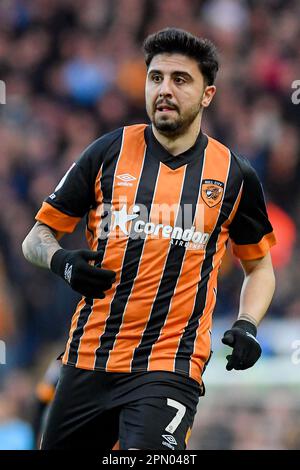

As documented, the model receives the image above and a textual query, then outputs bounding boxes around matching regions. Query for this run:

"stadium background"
[0,0,299,450]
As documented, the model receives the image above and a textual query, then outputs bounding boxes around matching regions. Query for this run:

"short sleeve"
[229,160,276,260]
[35,139,103,233]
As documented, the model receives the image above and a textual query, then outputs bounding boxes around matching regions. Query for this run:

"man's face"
[145,53,216,137]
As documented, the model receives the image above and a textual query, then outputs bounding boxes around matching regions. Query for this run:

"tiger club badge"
[201,179,224,207]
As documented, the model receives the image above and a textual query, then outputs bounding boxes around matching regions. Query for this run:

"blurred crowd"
[0,0,299,449]
[189,387,300,450]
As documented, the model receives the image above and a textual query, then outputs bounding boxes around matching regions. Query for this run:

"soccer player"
[22,28,276,450]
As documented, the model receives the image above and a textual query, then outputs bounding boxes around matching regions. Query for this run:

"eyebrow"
[148,69,193,80]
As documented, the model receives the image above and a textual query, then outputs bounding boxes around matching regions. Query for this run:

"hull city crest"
[201,179,224,208]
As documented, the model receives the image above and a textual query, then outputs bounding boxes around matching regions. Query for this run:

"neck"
[152,114,202,156]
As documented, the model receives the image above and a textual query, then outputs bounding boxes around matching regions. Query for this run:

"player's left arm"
[238,251,275,327]
[222,252,275,371]
[223,156,276,371]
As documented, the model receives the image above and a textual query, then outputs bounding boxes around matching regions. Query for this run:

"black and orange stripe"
[130,151,204,373]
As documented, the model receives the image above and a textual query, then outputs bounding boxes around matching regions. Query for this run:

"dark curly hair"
[143,28,219,86]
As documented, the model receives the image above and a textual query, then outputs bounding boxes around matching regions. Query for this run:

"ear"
[201,85,217,108]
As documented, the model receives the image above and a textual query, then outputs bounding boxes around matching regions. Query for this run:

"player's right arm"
[22,221,116,299]
[22,221,64,269]
[22,131,122,298]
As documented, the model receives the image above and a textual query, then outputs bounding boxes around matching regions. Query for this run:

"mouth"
[155,103,177,113]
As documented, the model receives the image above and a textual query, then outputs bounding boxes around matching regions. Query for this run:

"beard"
[149,101,202,138]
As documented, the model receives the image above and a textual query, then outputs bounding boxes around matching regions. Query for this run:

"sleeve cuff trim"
[35,202,81,233]
[231,232,276,260]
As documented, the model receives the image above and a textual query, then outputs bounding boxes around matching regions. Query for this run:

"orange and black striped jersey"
[36,124,276,385]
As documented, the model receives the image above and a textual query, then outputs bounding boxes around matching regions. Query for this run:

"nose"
[158,77,173,97]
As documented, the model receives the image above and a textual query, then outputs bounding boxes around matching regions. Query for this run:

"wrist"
[232,319,257,337]
[50,248,68,275]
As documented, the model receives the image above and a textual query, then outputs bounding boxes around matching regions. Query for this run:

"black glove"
[221,319,262,371]
[50,249,116,299]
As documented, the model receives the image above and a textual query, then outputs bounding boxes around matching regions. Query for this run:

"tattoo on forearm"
[23,223,61,269]
[238,313,258,327]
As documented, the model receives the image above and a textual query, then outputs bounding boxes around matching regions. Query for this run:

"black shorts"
[41,364,201,450]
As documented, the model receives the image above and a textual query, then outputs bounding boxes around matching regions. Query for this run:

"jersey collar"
[144,124,208,170]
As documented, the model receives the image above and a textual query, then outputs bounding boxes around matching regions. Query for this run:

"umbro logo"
[162,434,177,445]
[116,173,136,187]
[64,263,72,284]
[117,173,136,181]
